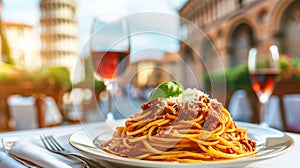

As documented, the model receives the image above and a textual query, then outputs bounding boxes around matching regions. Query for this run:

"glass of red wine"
[248,44,280,126]
[90,15,130,123]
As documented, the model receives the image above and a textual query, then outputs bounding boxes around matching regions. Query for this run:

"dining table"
[0,120,299,168]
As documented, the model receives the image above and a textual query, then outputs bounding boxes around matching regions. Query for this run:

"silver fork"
[40,135,105,168]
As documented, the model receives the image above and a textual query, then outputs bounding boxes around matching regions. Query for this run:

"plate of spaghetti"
[69,87,294,168]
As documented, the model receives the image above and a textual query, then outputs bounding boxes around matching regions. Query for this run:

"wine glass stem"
[105,81,115,122]
[259,101,268,127]
[108,87,113,113]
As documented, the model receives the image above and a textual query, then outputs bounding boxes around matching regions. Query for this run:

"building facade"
[4,22,41,70]
[40,0,80,83]
[120,52,181,88]
[179,0,300,85]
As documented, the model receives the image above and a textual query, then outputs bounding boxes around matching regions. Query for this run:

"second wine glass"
[90,15,130,123]
[248,44,280,126]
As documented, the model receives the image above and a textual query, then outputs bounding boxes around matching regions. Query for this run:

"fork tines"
[40,135,65,151]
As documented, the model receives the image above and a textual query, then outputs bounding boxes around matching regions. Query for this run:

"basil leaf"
[149,81,184,101]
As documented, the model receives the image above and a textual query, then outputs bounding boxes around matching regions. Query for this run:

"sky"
[2,0,187,62]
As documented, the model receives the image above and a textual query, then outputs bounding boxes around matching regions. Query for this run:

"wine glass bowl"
[91,50,130,81]
[90,15,130,122]
[248,44,280,126]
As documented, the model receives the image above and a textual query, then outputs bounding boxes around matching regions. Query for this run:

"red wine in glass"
[248,45,280,126]
[90,15,130,123]
[92,51,130,81]
[250,69,279,103]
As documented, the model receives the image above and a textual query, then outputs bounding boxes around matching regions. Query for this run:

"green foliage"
[94,79,106,92]
[279,55,300,80]
[203,71,227,90]
[0,65,72,90]
[0,73,12,83]
[0,63,23,83]
[291,57,300,68]
[82,57,106,92]
[0,58,107,93]
[204,63,251,92]
[204,55,300,92]
[37,66,72,89]
[226,63,251,91]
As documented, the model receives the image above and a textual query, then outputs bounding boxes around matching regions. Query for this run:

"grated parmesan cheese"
[157,88,214,112]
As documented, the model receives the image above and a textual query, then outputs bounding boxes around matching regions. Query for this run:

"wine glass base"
[106,113,115,124]
[259,121,269,128]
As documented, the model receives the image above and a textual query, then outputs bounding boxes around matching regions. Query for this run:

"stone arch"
[274,0,300,56]
[228,23,255,67]
[222,15,258,67]
[224,15,258,46]
[270,0,294,34]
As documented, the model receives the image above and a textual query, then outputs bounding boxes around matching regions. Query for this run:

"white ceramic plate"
[69,120,294,168]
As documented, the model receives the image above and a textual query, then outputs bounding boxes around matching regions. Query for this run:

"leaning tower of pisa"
[40,0,80,83]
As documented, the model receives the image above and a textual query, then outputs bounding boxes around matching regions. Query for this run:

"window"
[280,1,300,57]
[237,0,243,8]
[230,23,254,67]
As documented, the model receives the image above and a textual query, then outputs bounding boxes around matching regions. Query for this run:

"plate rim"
[69,120,295,167]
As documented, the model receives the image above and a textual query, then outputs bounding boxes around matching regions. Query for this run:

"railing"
[272,79,300,133]
[0,82,68,131]
[224,79,300,133]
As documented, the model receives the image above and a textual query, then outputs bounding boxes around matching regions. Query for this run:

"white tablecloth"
[0,121,299,168]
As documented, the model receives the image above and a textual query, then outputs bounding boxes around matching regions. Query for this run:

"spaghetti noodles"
[101,88,257,162]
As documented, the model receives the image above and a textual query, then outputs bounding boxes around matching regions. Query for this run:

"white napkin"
[2,135,86,168]
[0,151,25,168]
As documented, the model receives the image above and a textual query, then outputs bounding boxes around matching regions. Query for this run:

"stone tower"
[40,0,80,83]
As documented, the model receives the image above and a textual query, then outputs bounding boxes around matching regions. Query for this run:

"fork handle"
[69,153,105,168]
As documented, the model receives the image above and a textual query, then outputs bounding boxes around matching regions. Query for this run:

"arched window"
[230,23,254,67]
[280,1,300,57]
